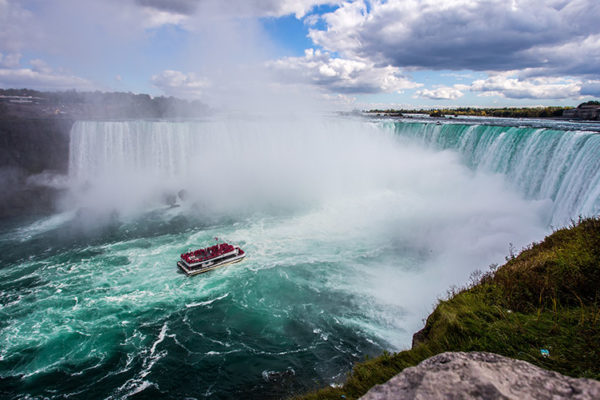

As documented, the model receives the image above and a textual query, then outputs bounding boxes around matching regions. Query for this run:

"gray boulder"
[360,352,600,399]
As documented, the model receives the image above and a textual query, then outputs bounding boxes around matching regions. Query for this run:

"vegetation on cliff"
[366,106,571,119]
[299,217,600,399]
[0,88,209,119]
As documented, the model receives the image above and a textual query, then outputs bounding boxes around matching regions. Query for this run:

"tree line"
[367,106,573,118]
[0,88,210,119]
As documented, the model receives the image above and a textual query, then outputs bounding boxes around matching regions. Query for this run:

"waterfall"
[67,118,396,213]
[68,119,600,226]
[388,122,600,226]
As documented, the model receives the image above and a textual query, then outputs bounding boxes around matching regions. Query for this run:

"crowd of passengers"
[181,243,235,264]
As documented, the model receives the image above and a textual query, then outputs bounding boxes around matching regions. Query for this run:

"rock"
[360,352,600,400]
[0,118,73,175]
[411,326,427,348]
[0,117,73,217]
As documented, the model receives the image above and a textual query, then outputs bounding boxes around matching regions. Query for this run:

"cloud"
[416,87,464,100]
[0,67,95,90]
[0,52,21,68]
[469,74,582,99]
[0,0,37,52]
[518,34,600,78]
[136,0,198,15]
[580,81,600,97]
[151,70,210,98]
[141,8,188,27]
[29,59,52,74]
[262,0,341,18]
[135,0,339,18]
[269,49,421,94]
[309,0,600,77]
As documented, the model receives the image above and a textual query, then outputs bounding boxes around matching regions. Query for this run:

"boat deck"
[178,243,245,276]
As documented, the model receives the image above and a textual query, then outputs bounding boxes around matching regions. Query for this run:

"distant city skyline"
[0,0,599,109]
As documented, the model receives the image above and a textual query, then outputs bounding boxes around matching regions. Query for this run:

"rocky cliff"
[0,118,73,174]
[0,117,73,218]
[360,352,600,400]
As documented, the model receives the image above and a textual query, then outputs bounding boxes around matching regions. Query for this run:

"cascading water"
[1,116,597,399]
[387,122,600,226]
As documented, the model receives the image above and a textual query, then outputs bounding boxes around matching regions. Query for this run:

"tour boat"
[178,241,246,276]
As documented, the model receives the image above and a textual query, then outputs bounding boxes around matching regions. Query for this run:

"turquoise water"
[0,210,397,398]
[0,117,597,399]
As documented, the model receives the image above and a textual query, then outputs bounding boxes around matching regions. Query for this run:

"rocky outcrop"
[360,352,600,400]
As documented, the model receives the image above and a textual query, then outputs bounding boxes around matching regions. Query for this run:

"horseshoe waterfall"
[1,117,598,399]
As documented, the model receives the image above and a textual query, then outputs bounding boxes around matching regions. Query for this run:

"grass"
[297,217,600,400]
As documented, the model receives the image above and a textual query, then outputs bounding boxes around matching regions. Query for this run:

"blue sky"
[0,0,599,109]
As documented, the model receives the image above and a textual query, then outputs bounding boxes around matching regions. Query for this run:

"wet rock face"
[360,352,600,400]
[0,118,73,174]
[0,118,73,218]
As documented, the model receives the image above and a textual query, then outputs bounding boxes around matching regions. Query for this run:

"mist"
[60,116,550,347]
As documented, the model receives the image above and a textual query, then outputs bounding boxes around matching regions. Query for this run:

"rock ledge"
[360,352,600,399]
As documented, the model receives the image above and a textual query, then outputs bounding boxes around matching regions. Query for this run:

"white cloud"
[29,59,52,74]
[269,49,421,94]
[141,8,188,28]
[151,70,210,98]
[0,52,21,68]
[308,0,600,77]
[416,87,464,100]
[0,0,37,52]
[303,13,321,26]
[263,0,341,18]
[0,67,95,90]
[469,74,582,99]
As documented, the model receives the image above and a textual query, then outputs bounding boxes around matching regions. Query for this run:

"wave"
[185,292,229,308]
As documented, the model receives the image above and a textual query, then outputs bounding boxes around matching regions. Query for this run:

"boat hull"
[178,253,246,276]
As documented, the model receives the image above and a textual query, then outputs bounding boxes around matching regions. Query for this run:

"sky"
[0,0,599,109]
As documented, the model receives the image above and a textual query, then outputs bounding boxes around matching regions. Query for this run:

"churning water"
[0,116,598,399]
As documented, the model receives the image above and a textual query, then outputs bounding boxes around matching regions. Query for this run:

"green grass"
[297,217,600,400]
